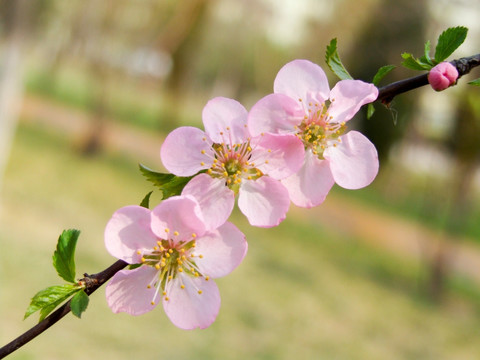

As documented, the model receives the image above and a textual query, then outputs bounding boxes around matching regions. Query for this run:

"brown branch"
[377,53,480,105]
[0,260,128,359]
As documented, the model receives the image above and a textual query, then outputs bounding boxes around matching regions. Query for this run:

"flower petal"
[274,59,330,104]
[151,195,206,243]
[238,177,290,228]
[251,133,304,180]
[247,93,304,136]
[163,273,220,330]
[160,126,213,176]
[105,266,159,316]
[182,174,235,231]
[328,80,378,123]
[194,221,247,278]
[324,130,379,189]
[104,205,157,263]
[281,150,335,208]
[202,97,249,144]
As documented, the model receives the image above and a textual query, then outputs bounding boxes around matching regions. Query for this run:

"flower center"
[137,230,208,305]
[296,100,346,158]
[201,130,264,192]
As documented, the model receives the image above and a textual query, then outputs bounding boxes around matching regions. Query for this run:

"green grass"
[1,123,480,359]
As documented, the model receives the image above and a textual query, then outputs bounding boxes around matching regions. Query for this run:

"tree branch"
[0,260,127,359]
[377,53,480,105]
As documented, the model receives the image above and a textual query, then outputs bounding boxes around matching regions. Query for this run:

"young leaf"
[24,284,80,321]
[70,290,89,318]
[140,191,153,209]
[401,53,432,71]
[468,79,480,86]
[367,103,375,120]
[423,40,432,64]
[434,26,468,63]
[325,38,353,80]
[372,65,396,86]
[52,229,80,283]
[139,164,194,199]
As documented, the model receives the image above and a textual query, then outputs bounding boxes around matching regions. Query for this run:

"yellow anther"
[151,301,155,305]
[165,253,170,258]
[268,149,272,153]
[220,131,224,135]
[247,176,252,180]
[155,264,160,270]
[182,255,186,260]
[201,150,206,154]
[202,137,206,141]
[177,260,183,265]
[205,276,210,281]
[192,233,197,238]
[298,98,302,102]
[141,257,146,263]
[247,146,252,152]
[192,242,196,247]
[181,285,185,289]
[165,228,170,233]
[261,132,265,136]
[198,290,203,295]
[333,143,337,147]
[153,246,158,251]
[227,179,232,184]
[179,268,183,272]
[309,102,312,106]
[169,249,173,253]
[173,231,179,236]
[213,159,218,163]
[168,275,173,280]
[165,297,169,301]
[265,160,269,164]
[226,126,230,130]
[147,284,152,289]
[180,248,185,253]
[195,272,199,277]
[163,291,167,296]
[207,169,212,175]
[199,254,203,259]
[200,162,205,166]
[223,171,228,177]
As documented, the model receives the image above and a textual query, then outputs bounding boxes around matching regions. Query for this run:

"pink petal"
[194,221,247,278]
[324,130,379,189]
[238,177,290,228]
[247,93,304,136]
[281,150,335,208]
[160,126,214,176]
[274,59,330,104]
[150,195,206,243]
[182,174,235,231]
[251,133,304,180]
[163,273,220,330]
[328,80,378,123]
[104,206,157,263]
[105,266,159,316]
[202,97,249,145]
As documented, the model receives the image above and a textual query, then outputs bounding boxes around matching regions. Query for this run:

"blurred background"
[1,0,480,359]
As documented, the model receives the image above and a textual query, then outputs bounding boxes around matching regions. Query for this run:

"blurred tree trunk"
[157,0,209,131]
[0,0,29,201]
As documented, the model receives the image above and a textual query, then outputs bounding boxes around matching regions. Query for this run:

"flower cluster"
[104,59,379,329]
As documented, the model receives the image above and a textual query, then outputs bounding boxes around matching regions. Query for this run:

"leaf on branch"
[372,65,396,86]
[139,191,153,209]
[325,38,353,80]
[139,164,194,200]
[434,26,468,63]
[367,103,375,120]
[468,78,480,86]
[401,53,432,71]
[70,290,89,318]
[24,284,80,322]
[52,229,80,283]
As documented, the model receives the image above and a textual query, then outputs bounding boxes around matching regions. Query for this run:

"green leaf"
[423,40,432,64]
[367,103,375,120]
[70,290,89,318]
[401,53,432,71]
[325,38,353,80]
[434,26,468,63]
[139,164,194,199]
[468,78,480,86]
[24,284,80,321]
[140,191,153,209]
[52,229,80,283]
[372,65,396,86]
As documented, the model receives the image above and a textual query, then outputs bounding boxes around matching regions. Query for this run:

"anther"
[198,290,203,295]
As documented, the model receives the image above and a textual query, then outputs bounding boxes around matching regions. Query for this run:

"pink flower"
[248,59,379,208]
[104,195,247,330]
[428,62,458,91]
[160,97,304,228]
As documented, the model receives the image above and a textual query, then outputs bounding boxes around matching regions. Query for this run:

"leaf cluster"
[24,230,89,322]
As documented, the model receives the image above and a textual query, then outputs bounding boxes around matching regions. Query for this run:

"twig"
[0,260,128,359]
[377,53,480,105]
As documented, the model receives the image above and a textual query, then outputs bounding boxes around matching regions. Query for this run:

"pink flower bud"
[428,62,459,91]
